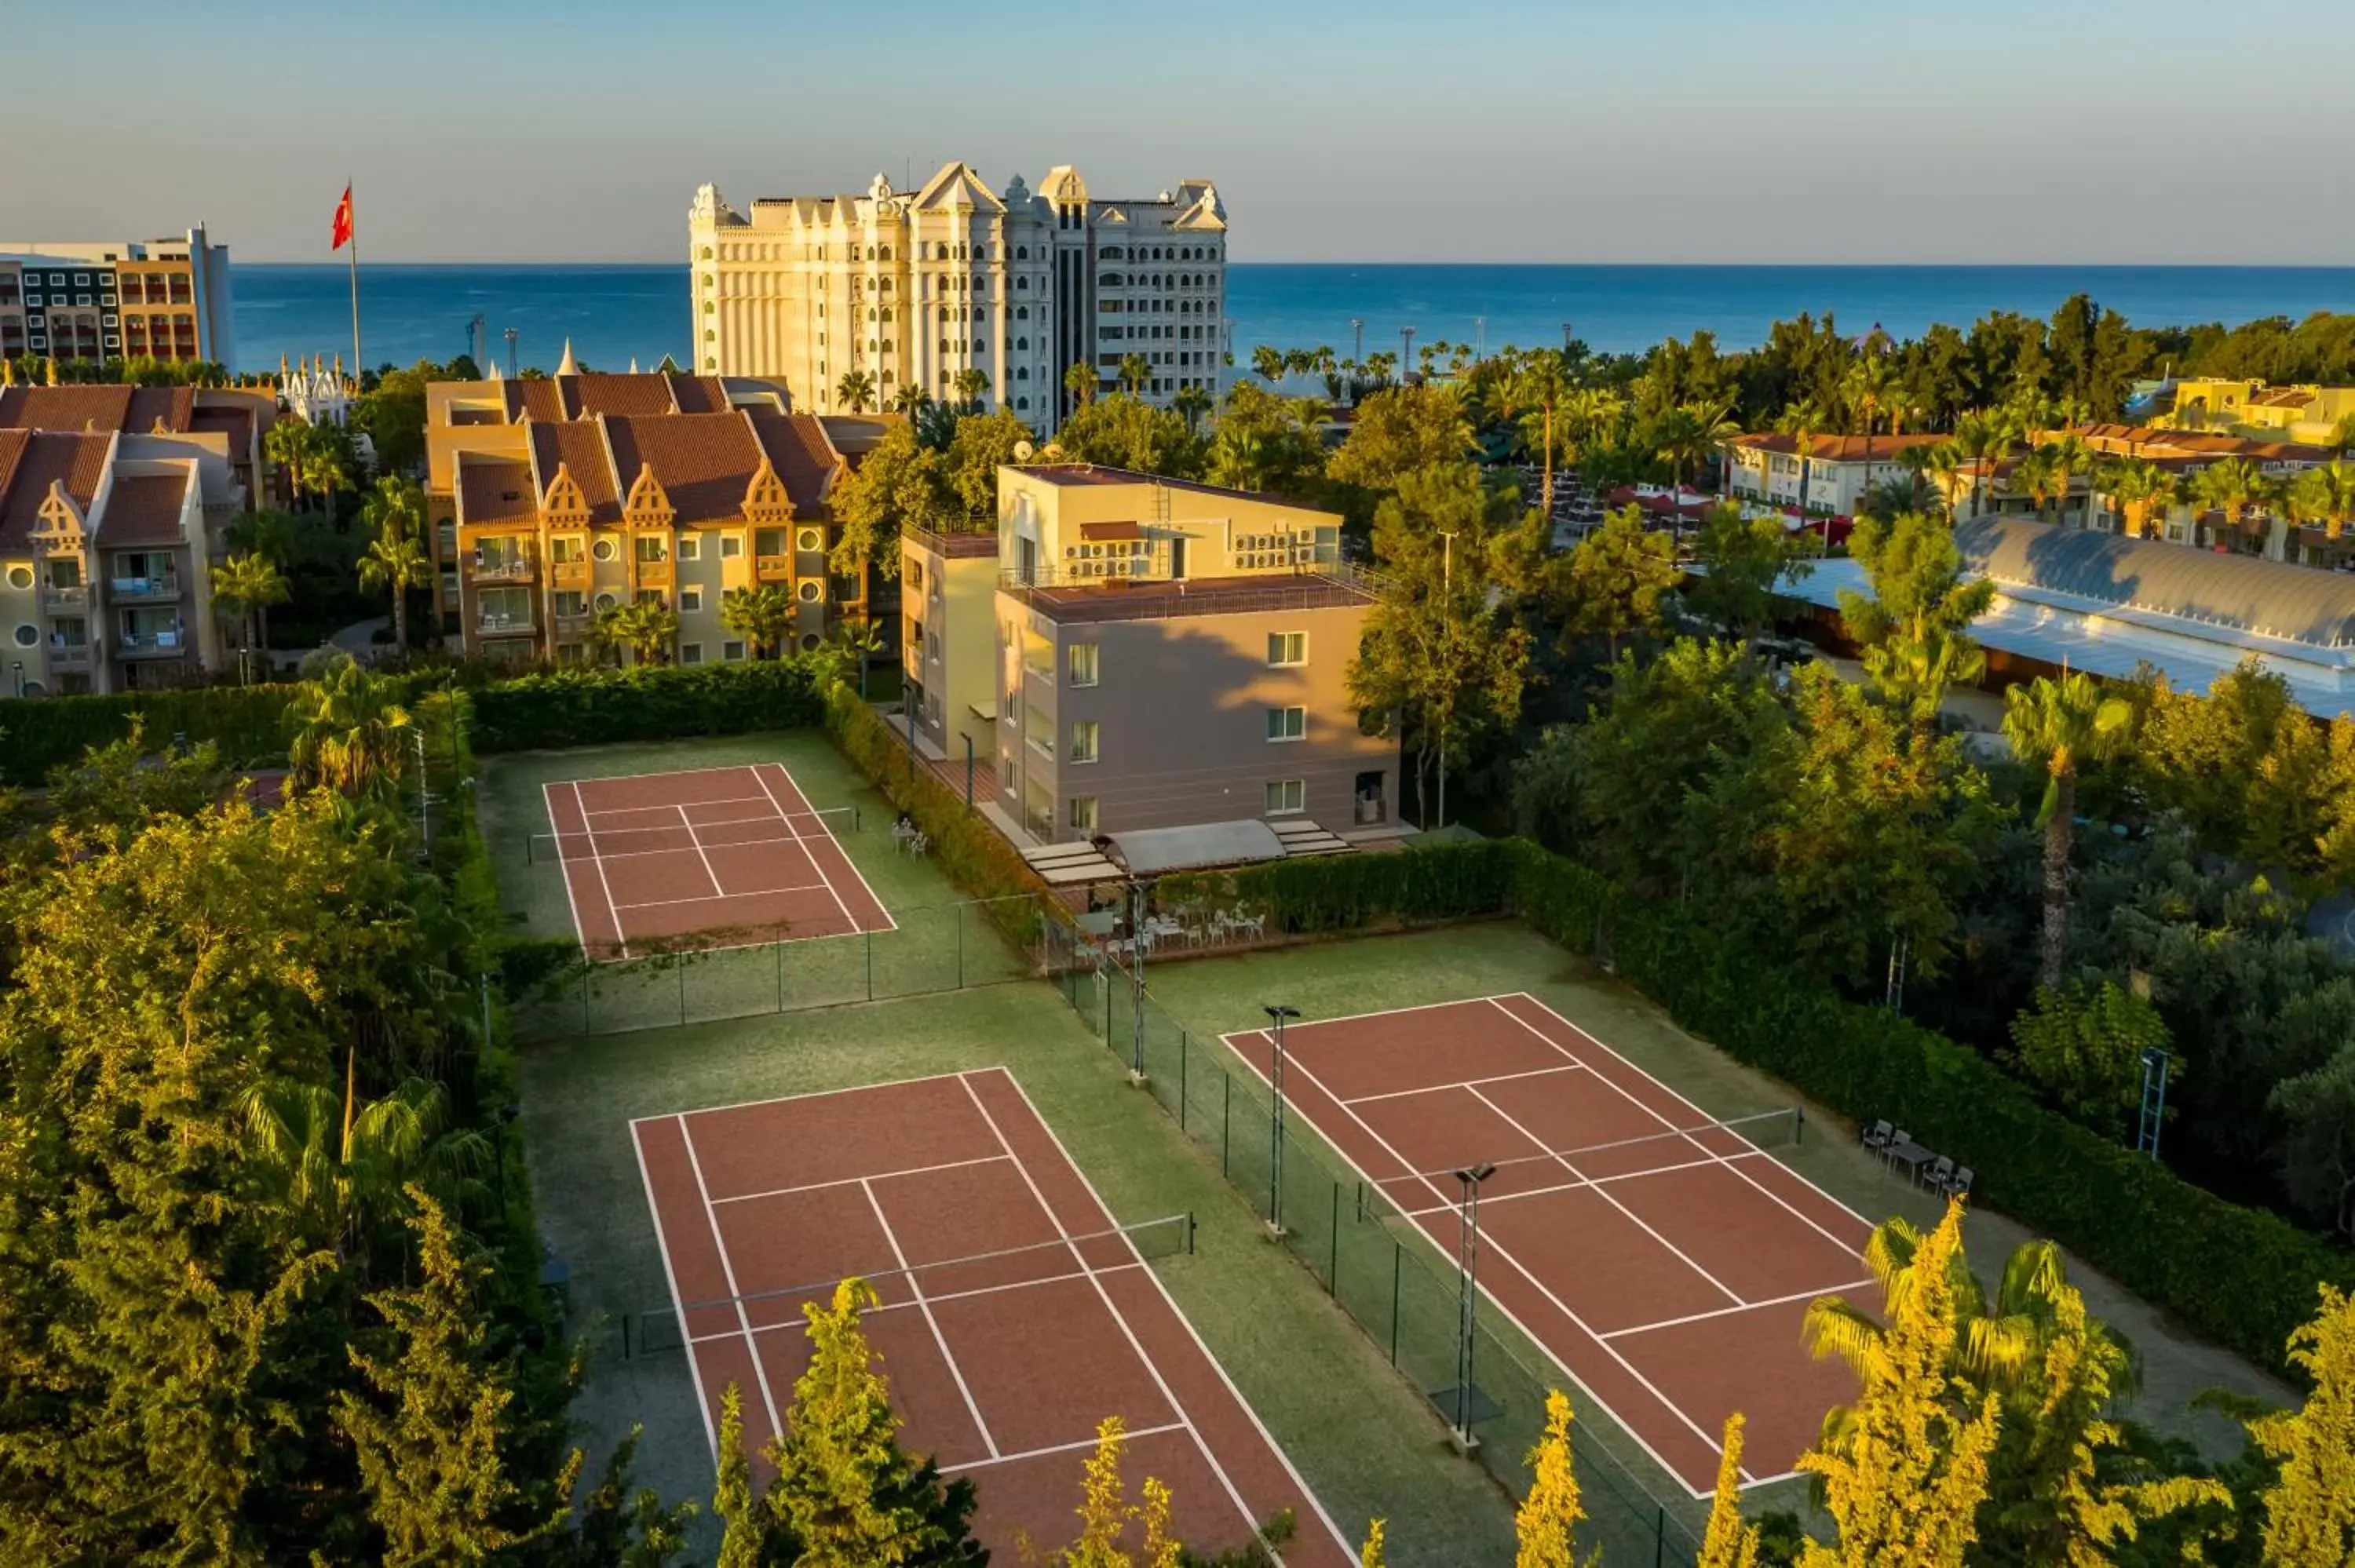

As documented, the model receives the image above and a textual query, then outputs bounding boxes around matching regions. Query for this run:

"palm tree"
[287,655,414,800]
[590,598,679,665]
[2098,457,2174,538]
[2003,671,2134,990]
[1654,400,1740,490]
[2043,432,2094,527]
[299,428,352,519]
[815,618,884,693]
[2189,457,2268,550]
[1920,442,1968,520]
[1063,360,1099,410]
[1773,400,1828,522]
[835,369,876,413]
[1171,383,1211,435]
[1251,345,1287,387]
[1118,353,1151,396]
[1949,409,2017,520]
[1509,348,1577,519]
[210,552,288,678]
[1844,352,1901,492]
[2012,449,2058,523]
[1207,427,1273,493]
[356,478,432,655]
[2286,460,2355,550]
[719,582,793,659]
[951,366,988,409]
[889,384,932,419]
[236,1067,487,1258]
[263,419,314,509]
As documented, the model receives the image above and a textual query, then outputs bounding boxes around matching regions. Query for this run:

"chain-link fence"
[1061,952,1714,1568]
[509,892,1046,1041]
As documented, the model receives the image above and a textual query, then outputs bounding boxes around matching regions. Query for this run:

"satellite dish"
[1013,439,1035,462]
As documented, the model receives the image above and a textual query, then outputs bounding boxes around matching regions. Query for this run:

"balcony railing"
[549,560,590,590]
[109,575,181,602]
[117,629,184,656]
[467,558,538,585]
[40,582,87,610]
[1025,734,1056,762]
[476,612,536,638]
[46,645,91,671]
[754,554,793,582]
[635,560,674,589]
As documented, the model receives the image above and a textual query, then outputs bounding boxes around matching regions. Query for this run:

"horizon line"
[227,256,2355,271]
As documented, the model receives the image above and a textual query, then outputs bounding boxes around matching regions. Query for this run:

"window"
[634,535,668,563]
[719,534,743,558]
[592,537,619,562]
[1265,779,1305,815]
[798,581,821,603]
[1067,641,1099,686]
[1068,720,1099,764]
[677,534,701,560]
[679,643,704,665]
[5,566,30,590]
[724,640,746,661]
[681,587,703,612]
[1266,706,1306,742]
[1267,631,1306,665]
[10,624,33,648]
[551,536,585,562]
[797,527,822,552]
[1068,795,1098,833]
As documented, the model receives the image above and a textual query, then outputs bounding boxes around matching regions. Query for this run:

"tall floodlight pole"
[1400,326,1416,383]
[1473,316,1485,361]
[1264,1005,1300,1236]
[1126,877,1152,1083]
[504,327,519,379]
[1451,1161,1497,1453]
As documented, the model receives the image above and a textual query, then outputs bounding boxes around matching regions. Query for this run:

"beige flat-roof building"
[904,466,1398,842]
[0,226,234,367]
[690,162,1228,434]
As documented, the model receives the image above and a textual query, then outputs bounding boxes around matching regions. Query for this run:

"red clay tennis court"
[541,763,893,961]
[630,1068,1350,1563]
[1225,993,1874,1497]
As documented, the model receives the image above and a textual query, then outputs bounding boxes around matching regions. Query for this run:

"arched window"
[1017,305,1028,319]
[864,244,874,261]
[1016,366,1028,380]
[1015,245,1028,260]
[879,245,892,261]
[882,370,895,384]
[867,338,878,351]
[867,308,877,321]
[939,306,951,323]
[940,338,950,353]
[1017,396,1029,410]
[1017,277,1028,290]
[881,339,893,352]
[1016,336,1028,350]
[879,307,893,323]
[955,243,966,260]
[936,242,950,260]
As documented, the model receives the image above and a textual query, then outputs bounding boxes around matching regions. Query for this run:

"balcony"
[40,582,87,611]
[46,645,91,673]
[116,629,185,658]
[754,553,793,583]
[467,557,538,585]
[549,560,589,590]
[634,559,674,589]
[1025,734,1056,763]
[108,575,181,603]
[476,611,536,639]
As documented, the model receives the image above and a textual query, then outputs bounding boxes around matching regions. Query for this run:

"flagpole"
[345,179,362,388]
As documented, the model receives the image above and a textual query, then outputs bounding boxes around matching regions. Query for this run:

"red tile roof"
[566,373,681,418]
[97,473,190,545]
[669,376,733,414]
[1729,432,1948,461]
[125,387,195,433]
[0,385,134,433]
[605,413,767,525]
[502,379,568,424]
[457,456,539,527]
[0,432,111,549]
[527,421,622,524]
[747,411,843,512]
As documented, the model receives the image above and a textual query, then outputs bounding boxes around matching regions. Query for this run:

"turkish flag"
[330,186,353,250]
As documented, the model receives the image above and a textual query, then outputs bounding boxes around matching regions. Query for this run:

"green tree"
[2190,456,2270,545]
[301,422,357,517]
[714,1384,780,1568]
[1064,360,1101,410]
[1172,382,1211,434]
[1697,1415,1762,1568]
[265,415,317,507]
[1836,510,1995,725]
[1515,1390,1600,1568]
[211,549,290,671]
[237,1069,486,1259]
[336,1187,554,1565]
[827,421,958,581]
[950,366,988,408]
[1506,348,1578,518]
[1798,1202,2003,1568]
[357,476,433,655]
[2248,1286,2355,1564]
[2003,979,2171,1139]
[1649,400,1740,490]
[1118,353,1151,396]
[769,1280,982,1568]
[1326,385,1476,496]
[720,583,794,659]
[1050,394,1206,479]
[2286,458,2355,544]
[835,369,876,413]
[1554,504,1678,662]
[287,654,414,800]
[1251,344,1287,387]
[943,407,1034,519]
[2099,456,2177,538]
[2002,671,2133,990]
[590,598,681,665]
[1685,502,1813,646]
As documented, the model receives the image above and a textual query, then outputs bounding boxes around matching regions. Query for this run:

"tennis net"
[1369,1106,1805,1218]
[620,1209,1194,1359]
[527,802,864,865]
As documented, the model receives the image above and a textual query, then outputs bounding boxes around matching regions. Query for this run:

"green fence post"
[865,932,874,1002]
[1327,1182,1338,1291]
[1221,1071,1232,1176]
[677,959,687,1026]
[1389,1242,1402,1366]
[1654,1508,1666,1568]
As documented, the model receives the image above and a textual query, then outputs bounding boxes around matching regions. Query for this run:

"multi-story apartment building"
[1722,432,1952,517]
[689,162,1228,433]
[0,226,234,366]
[2167,378,2355,447]
[424,366,861,662]
[904,465,1398,842]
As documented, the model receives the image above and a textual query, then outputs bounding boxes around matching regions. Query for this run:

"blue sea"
[229,262,2355,379]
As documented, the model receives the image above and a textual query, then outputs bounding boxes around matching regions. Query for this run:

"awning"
[1104,819,1287,877]
[1080,520,1145,542]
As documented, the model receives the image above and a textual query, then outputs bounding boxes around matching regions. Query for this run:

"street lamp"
[1448,1161,1498,1453]
[503,326,519,379]
[1126,876,1153,1084]
[1264,1004,1300,1236]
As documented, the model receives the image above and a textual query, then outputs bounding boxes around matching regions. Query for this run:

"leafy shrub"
[469,659,828,753]
[0,684,306,786]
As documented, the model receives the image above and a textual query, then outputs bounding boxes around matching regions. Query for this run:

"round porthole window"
[5,566,31,590]
[593,592,618,611]
[800,633,821,651]
[11,624,35,647]
[593,538,619,562]
[798,582,821,603]
[796,528,821,552]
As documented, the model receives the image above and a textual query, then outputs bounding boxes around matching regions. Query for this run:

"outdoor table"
[1883,1139,1935,1185]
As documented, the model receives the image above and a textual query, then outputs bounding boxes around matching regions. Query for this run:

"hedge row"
[469,660,830,754]
[1238,836,2353,1381]
[822,687,1062,944]
[0,684,306,786]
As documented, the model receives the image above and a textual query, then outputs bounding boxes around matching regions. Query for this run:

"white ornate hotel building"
[688,162,1229,432]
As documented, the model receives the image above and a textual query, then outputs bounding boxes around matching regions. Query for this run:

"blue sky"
[9,1,2352,264]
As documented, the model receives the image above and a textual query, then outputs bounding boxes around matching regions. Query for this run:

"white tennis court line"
[754,763,860,932]
[1394,1148,1772,1217]
[710,1152,1013,1205]
[541,781,597,964]
[943,1420,1191,1476]
[987,1068,1354,1559]
[677,1114,784,1442]
[1464,1081,1747,1308]
[756,761,900,937]
[953,1073,1265,1545]
[862,1176,1001,1460]
[575,780,630,961]
[584,793,773,819]
[630,1118,717,1453]
[633,1068,978,1129]
[1342,1062,1586,1106]
[1485,997,1870,1260]
[611,878,834,913]
[693,1259,1150,1344]
[678,805,726,899]
[553,833,824,865]
[1601,1278,1878,1343]
[1223,1026,1731,1496]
